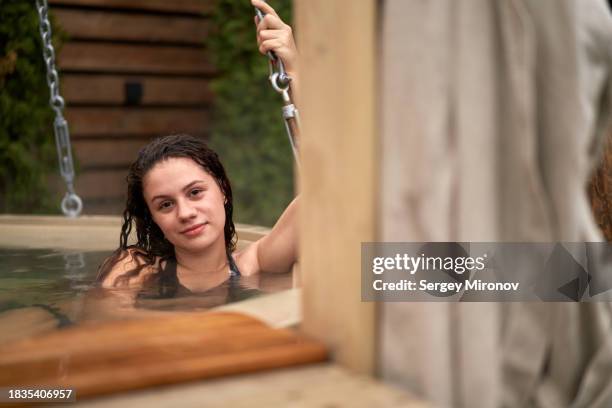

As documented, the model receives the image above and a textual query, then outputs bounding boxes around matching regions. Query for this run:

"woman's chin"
[173,234,224,254]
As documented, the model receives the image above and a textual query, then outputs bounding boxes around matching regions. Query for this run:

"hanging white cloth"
[379,0,612,406]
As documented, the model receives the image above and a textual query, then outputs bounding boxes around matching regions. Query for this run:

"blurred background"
[1,0,611,237]
[1,1,612,406]
[0,0,294,226]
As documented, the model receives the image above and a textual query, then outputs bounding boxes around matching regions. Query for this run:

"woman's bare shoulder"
[233,241,261,277]
[100,248,162,289]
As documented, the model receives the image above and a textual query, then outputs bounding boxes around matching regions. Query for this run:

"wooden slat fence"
[49,0,216,214]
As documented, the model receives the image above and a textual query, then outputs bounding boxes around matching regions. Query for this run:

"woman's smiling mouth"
[180,223,207,237]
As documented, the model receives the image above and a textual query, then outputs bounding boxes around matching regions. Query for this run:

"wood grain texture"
[295,1,377,374]
[65,107,208,137]
[79,198,125,215]
[59,43,215,75]
[53,9,211,44]
[48,0,215,15]
[0,312,327,399]
[62,74,214,105]
[73,138,147,167]
[75,168,128,198]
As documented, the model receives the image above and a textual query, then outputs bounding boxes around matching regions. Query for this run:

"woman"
[97,1,299,299]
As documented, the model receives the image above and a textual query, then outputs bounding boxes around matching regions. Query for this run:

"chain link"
[35,0,82,217]
[253,3,300,166]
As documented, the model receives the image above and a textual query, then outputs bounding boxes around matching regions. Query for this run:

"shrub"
[208,0,294,227]
[0,1,63,213]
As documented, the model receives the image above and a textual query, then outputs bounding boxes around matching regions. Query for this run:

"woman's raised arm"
[235,197,298,275]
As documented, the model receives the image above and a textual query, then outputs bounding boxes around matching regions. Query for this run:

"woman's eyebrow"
[151,180,206,202]
[182,180,205,191]
[151,193,170,202]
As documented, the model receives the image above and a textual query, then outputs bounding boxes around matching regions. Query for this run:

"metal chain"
[253,3,300,166]
[35,0,82,217]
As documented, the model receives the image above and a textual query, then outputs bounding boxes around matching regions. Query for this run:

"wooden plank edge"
[56,341,328,399]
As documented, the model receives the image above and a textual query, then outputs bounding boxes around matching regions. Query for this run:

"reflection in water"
[136,272,262,311]
[0,248,292,344]
[0,248,104,313]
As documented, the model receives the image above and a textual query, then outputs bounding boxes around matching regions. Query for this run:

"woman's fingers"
[259,29,289,41]
[251,0,279,18]
[259,39,283,54]
[259,39,295,73]
[255,20,292,53]
[257,13,287,34]
[251,1,291,53]
[251,0,298,76]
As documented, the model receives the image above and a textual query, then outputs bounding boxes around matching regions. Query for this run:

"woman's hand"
[252,0,299,89]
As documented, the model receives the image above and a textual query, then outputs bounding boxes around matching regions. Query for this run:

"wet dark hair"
[97,134,236,285]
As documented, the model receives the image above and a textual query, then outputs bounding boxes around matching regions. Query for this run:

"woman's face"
[142,157,226,254]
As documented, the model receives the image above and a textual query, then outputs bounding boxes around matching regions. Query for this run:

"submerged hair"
[96,134,237,285]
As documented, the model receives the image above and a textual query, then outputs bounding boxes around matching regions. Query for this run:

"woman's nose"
[176,199,197,220]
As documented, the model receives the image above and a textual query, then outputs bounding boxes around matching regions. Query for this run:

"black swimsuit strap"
[157,256,180,297]
[156,253,241,296]
[228,253,241,278]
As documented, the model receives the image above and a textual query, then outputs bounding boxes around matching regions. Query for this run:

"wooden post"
[295,0,377,374]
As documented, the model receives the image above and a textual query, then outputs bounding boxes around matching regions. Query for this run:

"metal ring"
[44,46,55,61]
[270,72,290,94]
[49,83,59,96]
[51,95,65,109]
[61,193,83,218]
[40,21,51,35]
[47,70,58,85]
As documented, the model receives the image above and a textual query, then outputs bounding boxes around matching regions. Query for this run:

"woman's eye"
[190,188,204,197]
[159,201,173,210]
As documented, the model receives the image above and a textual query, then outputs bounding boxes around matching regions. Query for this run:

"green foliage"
[0,0,62,213]
[208,0,294,227]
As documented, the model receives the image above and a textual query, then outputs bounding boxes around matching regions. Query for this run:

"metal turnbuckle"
[36,0,83,217]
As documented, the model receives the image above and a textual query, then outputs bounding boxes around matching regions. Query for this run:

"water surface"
[0,248,291,344]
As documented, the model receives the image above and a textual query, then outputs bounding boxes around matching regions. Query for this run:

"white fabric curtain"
[379,0,612,406]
